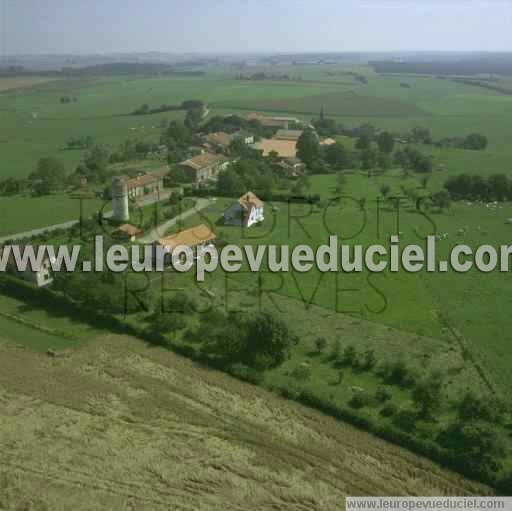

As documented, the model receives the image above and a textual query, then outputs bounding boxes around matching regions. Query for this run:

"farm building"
[149,167,170,180]
[154,224,217,261]
[275,129,303,142]
[253,138,297,158]
[320,138,336,146]
[224,192,265,228]
[0,245,53,287]
[179,153,231,183]
[246,112,301,129]
[125,173,164,199]
[233,131,255,145]
[204,131,233,151]
[114,224,144,242]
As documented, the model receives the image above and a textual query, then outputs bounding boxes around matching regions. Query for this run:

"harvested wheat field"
[0,335,490,510]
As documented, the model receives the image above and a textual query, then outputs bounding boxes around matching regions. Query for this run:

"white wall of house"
[246,206,264,227]
[224,203,264,228]
[13,261,53,287]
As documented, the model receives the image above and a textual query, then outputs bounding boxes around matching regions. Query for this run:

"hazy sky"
[1,0,512,55]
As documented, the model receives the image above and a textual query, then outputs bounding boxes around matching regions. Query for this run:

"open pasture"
[2,67,512,182]
[167,172,512,395]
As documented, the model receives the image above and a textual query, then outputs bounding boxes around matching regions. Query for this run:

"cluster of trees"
[435,133,488,151]
[74,145,111,183]
[201,114,271,138]
[444,173,512,201]
[306,117,434,174]
[59,96,78,104]
[132,99,205,116]
[296,127,430,175]
[199,309,297,370]
[29,157,67,195]
[314,116,487,155]
[404,127,488,151]
[217,158,274,199]
[438,391,508,482]
[0,176,28,196]
[393,146,433,173]
[320,338,510,483]
[109,139,161,164]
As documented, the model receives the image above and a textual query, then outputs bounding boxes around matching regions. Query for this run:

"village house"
[233,131,255,145]
[154,224,217,262]
[204,131,234,152]
[0,245,53,287]
[224,192,264,228]
[274,129,303,142]
[246,112,301,130]
[179,153,231,183]
[114,224,144,242]
[149,167,170,181]
[125,173,164,199]
[253,138,298,158]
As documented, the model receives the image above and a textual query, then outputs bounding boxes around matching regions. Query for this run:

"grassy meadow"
[158,172,512,395]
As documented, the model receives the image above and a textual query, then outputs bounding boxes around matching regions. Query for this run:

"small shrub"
[291,365,312,382]
[342,345,357,367]
[330,339,341,361]
[227,363,263,385]
[349,391,371,409]
[314,336,328,353]
[375,385,392,403]
[381,359,415,387]
[380,402,398,418]
[361,349,377,370]
[392,408,417,432]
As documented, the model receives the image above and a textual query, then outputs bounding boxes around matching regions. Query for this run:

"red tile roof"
[239,192,264,210]
[157,224,217,251]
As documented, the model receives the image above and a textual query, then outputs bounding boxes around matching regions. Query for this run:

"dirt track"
[0,335,489,510]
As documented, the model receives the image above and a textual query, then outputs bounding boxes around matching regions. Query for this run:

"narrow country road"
[0,191,173,244]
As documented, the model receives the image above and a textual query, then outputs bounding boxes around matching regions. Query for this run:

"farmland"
[162,173,512,395]
[2,67,512,240]
[3,62,512,492]
[3,68,512,181]
[0,193,104,238]
[0,334,489,510]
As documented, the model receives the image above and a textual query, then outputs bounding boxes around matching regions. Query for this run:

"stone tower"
[112,177,129,222]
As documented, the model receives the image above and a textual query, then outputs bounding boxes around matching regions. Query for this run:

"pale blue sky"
[1,0,512,55]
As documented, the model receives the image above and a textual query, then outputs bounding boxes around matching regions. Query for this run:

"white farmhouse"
[224,192,264,228]
[0,245,53,287]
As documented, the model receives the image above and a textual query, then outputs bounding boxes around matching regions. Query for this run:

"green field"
[165,173,512,396]
[3,66,512,239]
[3,68,512,180]
[215,90,428,117]
[0,193,104,238]
[0,294,102,351]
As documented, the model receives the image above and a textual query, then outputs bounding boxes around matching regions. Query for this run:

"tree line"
[444,173,512,202]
